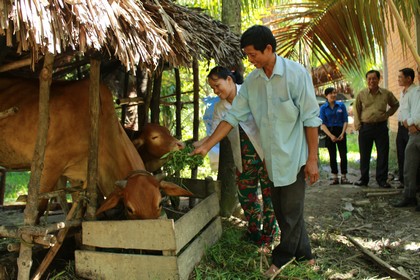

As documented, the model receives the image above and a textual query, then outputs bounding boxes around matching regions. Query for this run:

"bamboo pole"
[17,52,54,280]
[85,58,101,221]
[346,235,412,280]
[386,0,420,66]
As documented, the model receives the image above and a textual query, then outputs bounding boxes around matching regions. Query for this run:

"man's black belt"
[361,121,386,127]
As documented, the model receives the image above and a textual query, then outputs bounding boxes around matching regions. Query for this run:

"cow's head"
[131,124,185,172]
[96,170,193,219]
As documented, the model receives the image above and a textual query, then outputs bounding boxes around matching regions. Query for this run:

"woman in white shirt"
[198,66,278,247]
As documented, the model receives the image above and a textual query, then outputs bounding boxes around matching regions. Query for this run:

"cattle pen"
[0,0,243,279]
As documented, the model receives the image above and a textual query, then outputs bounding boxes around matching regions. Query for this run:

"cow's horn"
[115,180,127,188]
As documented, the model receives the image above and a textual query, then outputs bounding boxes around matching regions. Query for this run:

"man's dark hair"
[399,68,415,81]
[365,70,381,79]
[240,25,276,52]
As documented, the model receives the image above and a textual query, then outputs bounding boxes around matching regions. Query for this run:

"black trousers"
[358,121,389,185]
[326,126,348,175]
[270,167,313,268]
[396,124,409,183]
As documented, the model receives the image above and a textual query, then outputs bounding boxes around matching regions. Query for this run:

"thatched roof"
[0,0,242,72]
[311,63,343,87]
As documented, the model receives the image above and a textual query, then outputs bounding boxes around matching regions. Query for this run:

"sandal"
[340,178,351,185]
[330,178,340,185]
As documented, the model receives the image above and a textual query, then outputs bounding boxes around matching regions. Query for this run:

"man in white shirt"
[394,68,420,210]
[192,25,321,276]
[395,68,416,187]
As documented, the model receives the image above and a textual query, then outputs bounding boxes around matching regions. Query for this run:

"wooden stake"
[346,235,411,280]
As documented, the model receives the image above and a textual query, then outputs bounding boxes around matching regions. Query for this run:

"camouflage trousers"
[236,127,278,246]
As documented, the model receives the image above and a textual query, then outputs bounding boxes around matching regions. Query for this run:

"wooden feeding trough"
[75,177,221,280]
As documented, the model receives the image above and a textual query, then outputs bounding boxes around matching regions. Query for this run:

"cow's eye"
[126,206,134,215]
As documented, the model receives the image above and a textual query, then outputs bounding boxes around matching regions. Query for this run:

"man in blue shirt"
[192,25,321,277]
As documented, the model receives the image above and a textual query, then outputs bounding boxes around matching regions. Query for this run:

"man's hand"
[304,158,319,186]
[408,124,418,134]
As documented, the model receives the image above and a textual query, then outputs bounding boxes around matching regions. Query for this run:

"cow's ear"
[131,137,145,148]
[159,181,194,197]
[96,188,124,216]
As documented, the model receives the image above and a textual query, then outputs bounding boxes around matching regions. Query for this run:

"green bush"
[4,171,30,203]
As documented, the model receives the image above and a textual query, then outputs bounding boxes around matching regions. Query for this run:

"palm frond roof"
[0,0,242,71]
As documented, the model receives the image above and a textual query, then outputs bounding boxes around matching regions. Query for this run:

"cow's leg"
[37,169,64,224]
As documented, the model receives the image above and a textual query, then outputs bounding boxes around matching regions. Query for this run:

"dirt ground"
[304,166,420,279]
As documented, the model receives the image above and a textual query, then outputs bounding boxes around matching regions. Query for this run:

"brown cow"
[0,77,192,220]
[125,124,185,172]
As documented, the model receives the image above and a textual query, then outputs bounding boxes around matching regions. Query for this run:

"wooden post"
[17,52,54,280]
[120,71,129,127]
[85,58,101,221]
[136,67,150,127]
[150,64,163,124]
[174,68,182,139]
[190,59,200,208]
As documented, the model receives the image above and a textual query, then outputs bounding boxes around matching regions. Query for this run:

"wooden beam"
[0,58,31,72]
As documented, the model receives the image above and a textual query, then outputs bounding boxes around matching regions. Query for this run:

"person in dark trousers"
[192,25,321,277]
[320,87,350,185]
[353,70,399,188]
[396,68,416,187]
[393,67,420,210]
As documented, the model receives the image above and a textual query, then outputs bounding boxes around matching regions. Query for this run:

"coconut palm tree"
[267,0,420,74]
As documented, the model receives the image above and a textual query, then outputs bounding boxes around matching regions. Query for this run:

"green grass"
[191,219,323,279]
[3,171,30,203]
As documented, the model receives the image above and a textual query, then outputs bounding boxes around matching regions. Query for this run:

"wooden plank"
[82,219,177,250]
[75,251,179,280]
[177,217,222,280]
[174,193,219,253]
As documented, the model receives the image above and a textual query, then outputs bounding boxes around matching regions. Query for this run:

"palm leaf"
[268,0,419,72]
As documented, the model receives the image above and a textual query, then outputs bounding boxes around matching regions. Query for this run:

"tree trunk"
[217,138,238,217]
[218,0,243,216]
